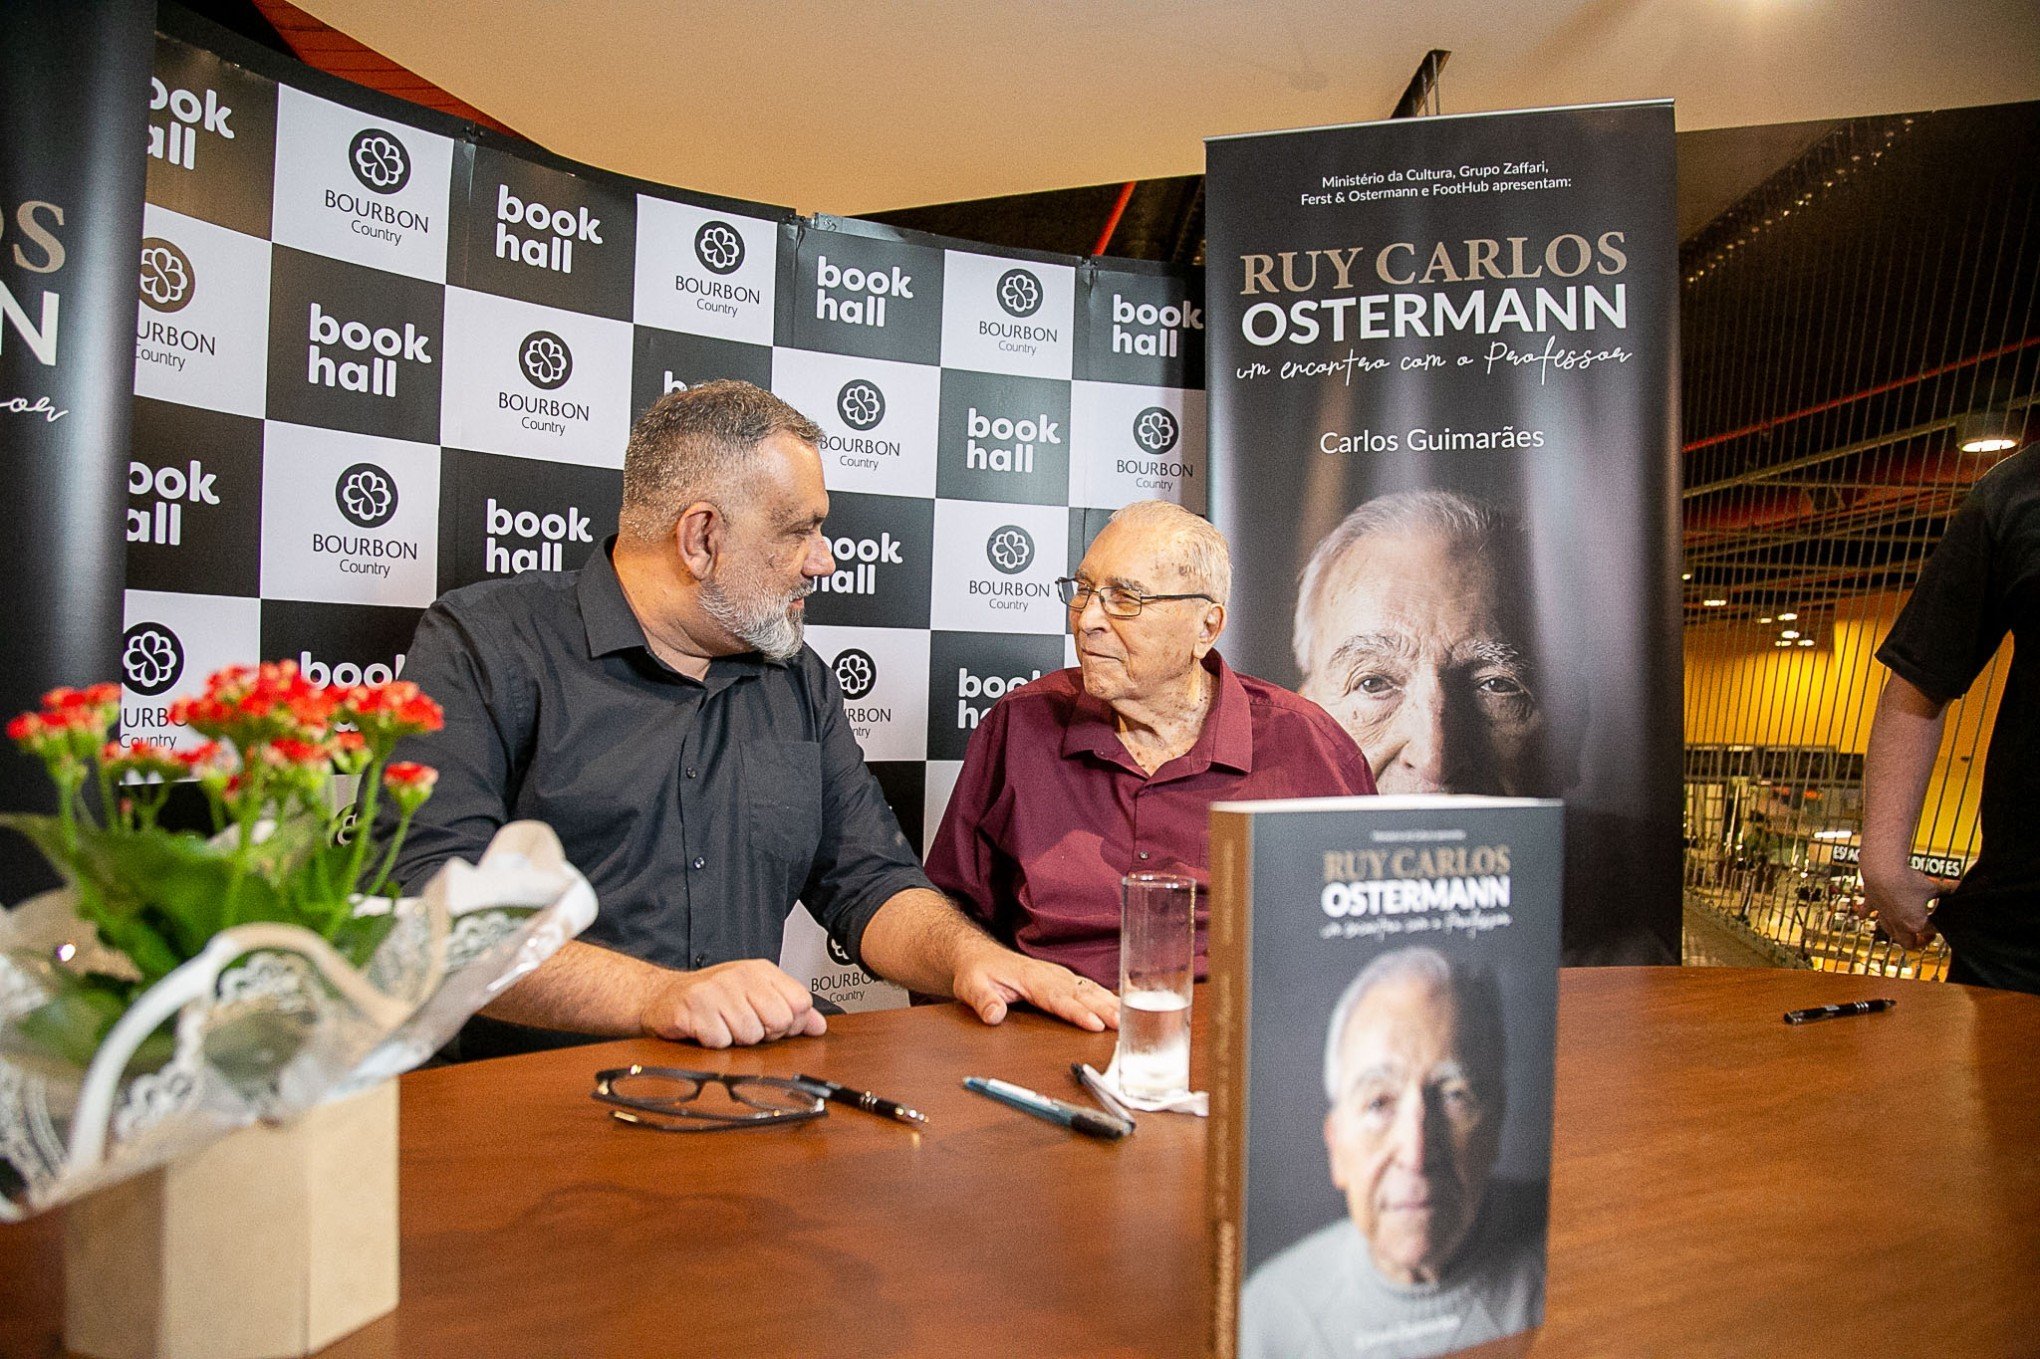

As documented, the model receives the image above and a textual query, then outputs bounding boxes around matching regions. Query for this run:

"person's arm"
[481,939,826,1048]
[1857,674,1950,949]
[858,886,1118,1031]
[375,601,524,891]
[803,661,1114,1031]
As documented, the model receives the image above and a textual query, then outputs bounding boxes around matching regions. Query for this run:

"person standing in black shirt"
[383,381,1119,1047]
[1863,443,2040,994]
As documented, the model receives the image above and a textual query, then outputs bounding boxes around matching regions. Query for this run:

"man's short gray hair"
[1321,945,1507,1109]
[1104,499,1232,607]
[618,380,825,545]
[1293,490,1509,673]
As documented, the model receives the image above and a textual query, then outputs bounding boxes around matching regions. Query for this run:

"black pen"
[964,1076,1130,1140]
[1783,998,1897,1025]
[794,1074,928,1126]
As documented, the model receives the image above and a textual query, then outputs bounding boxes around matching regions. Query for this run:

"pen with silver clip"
[1782,998,1897,1025]
[794,1074,928,1126]
[964,1076,1130,1140]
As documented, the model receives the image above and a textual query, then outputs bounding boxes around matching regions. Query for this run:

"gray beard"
[701,575,806,661]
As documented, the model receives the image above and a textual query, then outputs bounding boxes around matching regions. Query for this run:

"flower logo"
[518,330,573,390]
[986,525,1036,575]
[837,379,886,432]
[694,220,745,275]
[121,623,185,697]
[347,128,412,194]
[138,238,196,314]
[335,463,399,529]
[832,648,878,701]
[996,267,1043,319]
[1133,406,1181,456]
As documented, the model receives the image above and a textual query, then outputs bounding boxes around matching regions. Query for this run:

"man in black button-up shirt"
[384,382,1117,1047]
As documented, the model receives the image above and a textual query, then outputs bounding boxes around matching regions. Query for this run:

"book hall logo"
[837,379,887,432]
[347,128,412,194]
[519,330,574,390]
[122,623,186,698]
[694,220,746,276]
[148,77,233,172]
[1132,407,1181,456]
[996,268,1043,319]
[138,239,196,314]
[986,525,1035,575]
[335,463,400,530]
[825,935,855,968]
[832,648,878,701]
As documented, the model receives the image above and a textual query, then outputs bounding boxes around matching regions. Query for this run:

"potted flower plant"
[0,661,595,1358]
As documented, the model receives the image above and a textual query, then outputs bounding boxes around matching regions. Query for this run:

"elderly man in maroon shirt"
[925,500,1376,986]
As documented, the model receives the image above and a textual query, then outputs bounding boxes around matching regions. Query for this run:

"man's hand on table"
[951,942,1120,1033]
[639,959,828,1049]
[1856,854,1950,951]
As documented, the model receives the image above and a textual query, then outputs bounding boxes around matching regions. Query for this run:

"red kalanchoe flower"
[382,761,437,790]
[103,739,186,783]
[6,712,41,744]
[174,740,225,772]
[264,737,331,768]
[381,760,438,814]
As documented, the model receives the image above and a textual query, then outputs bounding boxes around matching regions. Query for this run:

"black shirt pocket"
[744,739,825,904]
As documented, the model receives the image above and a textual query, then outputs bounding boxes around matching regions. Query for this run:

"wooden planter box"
[62,1081,398,1359]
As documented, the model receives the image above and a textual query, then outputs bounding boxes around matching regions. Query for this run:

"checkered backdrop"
[124,18,1207,1010]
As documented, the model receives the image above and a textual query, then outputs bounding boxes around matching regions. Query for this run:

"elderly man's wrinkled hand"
[641,959,827,1048]
[953,949,1121,1033]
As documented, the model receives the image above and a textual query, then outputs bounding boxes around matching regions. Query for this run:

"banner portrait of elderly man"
[1241,946,1546,1359]
[1293,491,1550,797]
[926,500,1374,985]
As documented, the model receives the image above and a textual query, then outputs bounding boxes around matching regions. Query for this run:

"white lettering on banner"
[809,531,904,597]
[126,459,221,547]
[147,80,232,170]
[1240,284,1627,347]
[1111,292,1202,358]
[955,667,1042,729]
[485,497,594,574]
[299,653,406,688]
[0,282,59,366]
[965,407,1060,475]
[306,302,431,397]
[815,255,912,328]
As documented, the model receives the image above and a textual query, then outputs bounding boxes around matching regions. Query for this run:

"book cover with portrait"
[1207,795,1562,1359]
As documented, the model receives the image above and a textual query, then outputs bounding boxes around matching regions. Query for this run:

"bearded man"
[384,381,1114,1054]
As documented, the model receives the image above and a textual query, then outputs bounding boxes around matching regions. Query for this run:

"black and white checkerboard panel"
[128,33,1206,1007]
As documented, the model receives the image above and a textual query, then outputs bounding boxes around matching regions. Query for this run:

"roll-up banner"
[0,0,156,900]
[1206,103,1681,963]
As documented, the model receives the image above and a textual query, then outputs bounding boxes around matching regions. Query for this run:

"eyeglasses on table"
[591,1065,825,1132]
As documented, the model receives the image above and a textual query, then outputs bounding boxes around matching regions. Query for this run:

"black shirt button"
[685,766,698,779]
[691,856,706,870]
[692,952,708,969]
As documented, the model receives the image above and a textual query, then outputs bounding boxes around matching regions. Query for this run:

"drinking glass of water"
[1116,871,1196,1100]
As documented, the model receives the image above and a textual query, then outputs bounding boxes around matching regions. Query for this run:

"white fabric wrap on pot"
[0,820,595,1220]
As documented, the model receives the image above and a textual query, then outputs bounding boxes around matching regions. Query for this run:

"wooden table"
[3,967,2037,1357]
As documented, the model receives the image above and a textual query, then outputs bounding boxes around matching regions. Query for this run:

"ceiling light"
[1703,598,1727,607]
[1774,640,1792,648]
[1958,409,2022,455]
[1758,616,1774,624]
[1780,630,1801,639]
[1797,639,1814,647]
[1777,612,1797,621]
[1681,572,1693,581]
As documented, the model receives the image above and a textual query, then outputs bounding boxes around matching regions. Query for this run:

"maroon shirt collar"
[1060,649,1254,781]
